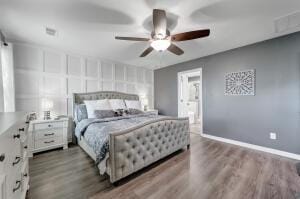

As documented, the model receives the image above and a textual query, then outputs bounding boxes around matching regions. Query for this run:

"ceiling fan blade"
[171,29,210,42]
[115,36,149,41]
[167,44,184,55]
[140,47,154,57]
[153,9,167,37]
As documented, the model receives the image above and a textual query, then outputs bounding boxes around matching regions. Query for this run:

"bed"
[73,91,190,183]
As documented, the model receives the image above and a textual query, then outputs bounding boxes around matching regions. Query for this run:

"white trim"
[177,68,203,135]
[202,133,300,160]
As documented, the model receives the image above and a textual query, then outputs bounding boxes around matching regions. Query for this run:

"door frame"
[177,68,203,135]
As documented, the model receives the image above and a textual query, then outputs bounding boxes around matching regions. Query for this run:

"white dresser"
[28,118,69,156]
[0,112,29,199]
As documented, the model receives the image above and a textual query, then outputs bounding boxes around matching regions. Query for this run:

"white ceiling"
[1,0,300,69]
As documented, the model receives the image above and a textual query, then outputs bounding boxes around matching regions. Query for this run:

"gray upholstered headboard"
[73,91,139,105]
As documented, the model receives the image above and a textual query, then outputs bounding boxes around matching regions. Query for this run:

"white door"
[178,74,189,118]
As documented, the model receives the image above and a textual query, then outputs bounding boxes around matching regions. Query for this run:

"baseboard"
[202,133,300,160]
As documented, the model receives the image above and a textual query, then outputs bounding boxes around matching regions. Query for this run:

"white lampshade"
[141,98,149,107]
[41,98,54,111]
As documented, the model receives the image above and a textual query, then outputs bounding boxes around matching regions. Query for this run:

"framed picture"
[225,69,255,96]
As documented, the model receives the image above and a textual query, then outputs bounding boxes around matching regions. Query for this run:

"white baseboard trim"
[202,133,300,160]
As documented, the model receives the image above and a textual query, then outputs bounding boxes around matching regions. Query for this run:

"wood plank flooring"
[27,133,300,199]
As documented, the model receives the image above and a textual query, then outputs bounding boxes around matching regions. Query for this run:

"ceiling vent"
[45,27,58,37]
[274,11,300,33]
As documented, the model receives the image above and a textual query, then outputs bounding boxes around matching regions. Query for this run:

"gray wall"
[154,32,300,154]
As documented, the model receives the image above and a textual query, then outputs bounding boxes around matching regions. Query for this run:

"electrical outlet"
[270,132,277,140]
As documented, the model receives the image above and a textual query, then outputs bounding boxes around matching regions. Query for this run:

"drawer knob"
[13,134,20,139]
[0,154,5,162]
[12,156,21,166]
[48,124,52,128]
[23,173,28,177]
[44,133,55,136]
[24,145,28,149]
[13,180,21,192]
[19,128,25,132]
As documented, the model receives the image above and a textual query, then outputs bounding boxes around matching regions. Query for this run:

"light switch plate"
[270,132,277,140]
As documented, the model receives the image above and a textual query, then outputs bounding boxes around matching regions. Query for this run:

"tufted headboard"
[72,91,139,120]
[73,90,139,107]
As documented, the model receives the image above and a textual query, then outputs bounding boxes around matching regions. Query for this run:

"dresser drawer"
[21,160,29,194]
[34,122,63,130]
[34,128,63,141]
[35,136,63,150]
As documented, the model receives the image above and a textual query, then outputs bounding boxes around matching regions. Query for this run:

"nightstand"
[145,109,158,115]
[28,118,69,157]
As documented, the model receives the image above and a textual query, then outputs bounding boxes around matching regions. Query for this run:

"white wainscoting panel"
[44,76,63,96]
[15,98,39,112]
[86,59,98,78]
[14,44,43,71]
[101,62,114,80]
[67,77,82,95]
[15,71,40,96]
[115,64,125,81]
[44,50,63,74]
[115,82,125,92]
[136,67,145,83]
[102,81,114,91]
[86,80,99,92]
[13,43,154,117]
[126,84,136,94]
[67,55,82,76]
[126,66,136,82]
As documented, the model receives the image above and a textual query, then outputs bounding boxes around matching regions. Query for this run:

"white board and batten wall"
[13,42,154,116]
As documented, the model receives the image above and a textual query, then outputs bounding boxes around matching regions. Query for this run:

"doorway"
[178,68,203,135]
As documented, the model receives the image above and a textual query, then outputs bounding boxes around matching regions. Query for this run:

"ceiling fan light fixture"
[150,39,171,51]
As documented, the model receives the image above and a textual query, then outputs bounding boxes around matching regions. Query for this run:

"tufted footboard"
[108,117,190,183]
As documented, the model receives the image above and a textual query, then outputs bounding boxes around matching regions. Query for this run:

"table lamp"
[41,98,53,120]
[141,97,149,111]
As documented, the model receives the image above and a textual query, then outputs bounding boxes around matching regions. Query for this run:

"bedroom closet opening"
[178,68,203,134]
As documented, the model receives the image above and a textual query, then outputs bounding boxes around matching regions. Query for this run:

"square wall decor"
[225,69,255,96]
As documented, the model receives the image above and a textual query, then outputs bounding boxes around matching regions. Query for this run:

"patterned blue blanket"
[75,113,165,165]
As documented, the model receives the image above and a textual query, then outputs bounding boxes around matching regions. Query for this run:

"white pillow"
[84,99,112,118]
[125,100,142,110]
[109,99,126,110]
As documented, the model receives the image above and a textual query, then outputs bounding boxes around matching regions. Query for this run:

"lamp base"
[43,111,51,120]
[144,105,148,111]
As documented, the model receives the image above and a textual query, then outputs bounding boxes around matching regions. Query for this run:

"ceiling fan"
[115,9,210,57]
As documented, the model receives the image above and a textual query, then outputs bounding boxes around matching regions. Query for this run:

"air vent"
[45,27,57,36]
[274,11,300,33]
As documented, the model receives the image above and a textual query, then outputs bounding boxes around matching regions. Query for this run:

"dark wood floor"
[28,133,300,199]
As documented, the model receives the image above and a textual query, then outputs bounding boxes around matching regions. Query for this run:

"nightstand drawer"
[35,136,63,150]
[34,122,63,130]
[34,128,63,141]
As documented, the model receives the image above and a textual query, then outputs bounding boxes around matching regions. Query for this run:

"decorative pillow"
[109,99,126,110]
[125,100,142,110]
[113,109,124,117]
[127,108,144,115]
[94,110,116,119]
[84,99,112,118]
[74,104,88,123]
